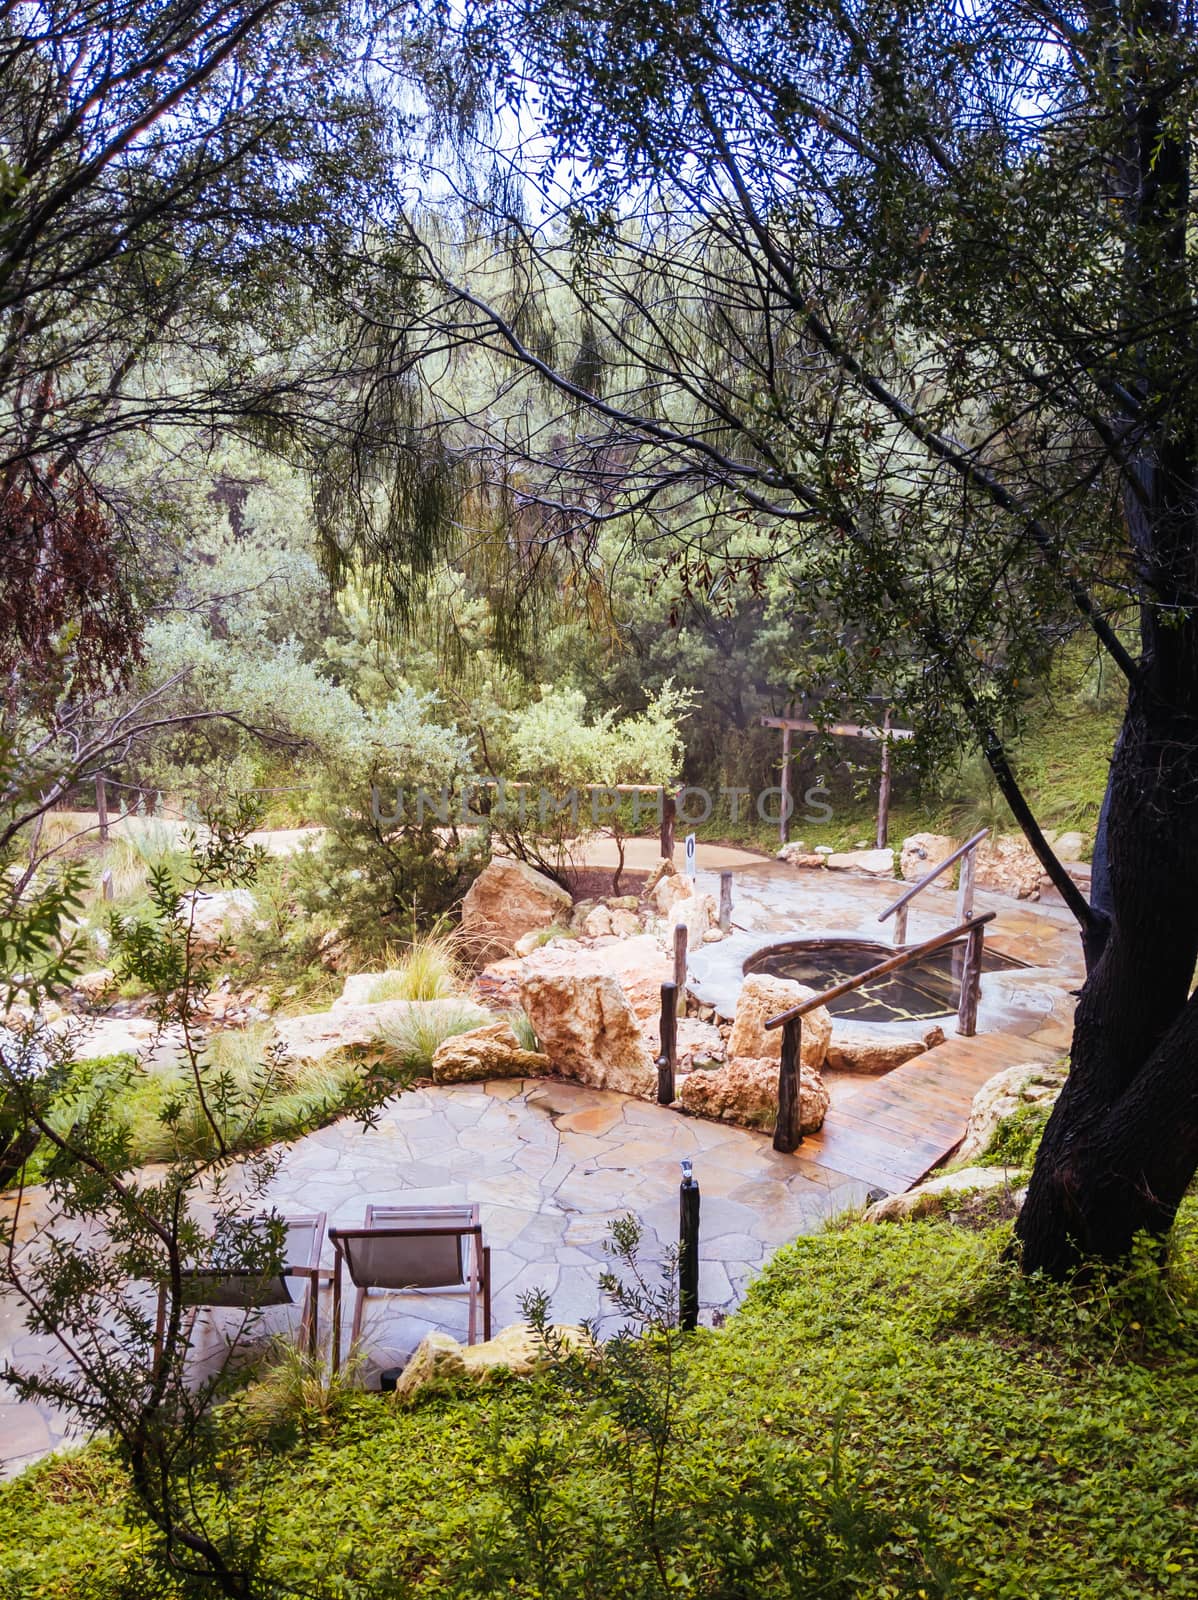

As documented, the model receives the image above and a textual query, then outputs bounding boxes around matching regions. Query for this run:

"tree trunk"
[1016,16,1198,1274]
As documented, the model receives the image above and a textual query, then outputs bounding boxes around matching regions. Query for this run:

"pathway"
[0,1077,868,1479]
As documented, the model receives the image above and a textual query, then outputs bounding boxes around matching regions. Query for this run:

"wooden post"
[876,709,892,848]
[779,724,792,844]
[660,788,676,860]
[893,902,908,946]
[718,870,733,932]
[95,773,109,843]
[957,922,985,1037]
[956,840,978,922]
[657,981,678,1105]
[673,922,688,1018]
[100,868,114,901]
[678,1162,700,1332]
[773,1015,803,1153]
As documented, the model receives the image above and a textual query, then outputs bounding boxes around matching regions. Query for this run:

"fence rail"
[763,911,996,1153]
[878,828,990,945]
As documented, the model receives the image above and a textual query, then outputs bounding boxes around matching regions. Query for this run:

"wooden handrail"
[763,911,996,1031]
[878,828,989,924]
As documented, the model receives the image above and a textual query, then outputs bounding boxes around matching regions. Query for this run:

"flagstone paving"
[0,1078,870,1478]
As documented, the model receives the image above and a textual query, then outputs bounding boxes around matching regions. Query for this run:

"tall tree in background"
[0,0,441,687]
[400,0,1198,1273]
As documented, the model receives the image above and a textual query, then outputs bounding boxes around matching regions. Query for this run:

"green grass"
[3,1202,1196,1598]
[365,932,467,1002]
[373,998,491,1073]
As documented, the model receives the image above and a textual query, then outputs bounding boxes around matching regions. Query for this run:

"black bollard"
[657,981,678,1105]
[679,1159,700,1331]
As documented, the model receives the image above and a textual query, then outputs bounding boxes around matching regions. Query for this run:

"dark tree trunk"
[1016,26,1198,1273]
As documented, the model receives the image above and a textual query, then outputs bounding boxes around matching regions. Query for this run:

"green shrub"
[374,999,491,1073]
[365,932,466,1001]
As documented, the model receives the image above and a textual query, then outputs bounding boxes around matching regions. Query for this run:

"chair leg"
[482,1246,492,1342]
[350,1286,367,1354]
[331,1254,342,1376]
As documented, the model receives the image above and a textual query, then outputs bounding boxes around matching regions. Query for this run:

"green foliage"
[975,1101,1054,1170]
[374,999,492,1074]
[365,933,467,1002]
[8,1208,1196,1597]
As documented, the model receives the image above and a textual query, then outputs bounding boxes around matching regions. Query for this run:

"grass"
[3,1201,1196,1598]
[22,1032,369,1174]
[373,998,491,1073]
[365,932,466,1002]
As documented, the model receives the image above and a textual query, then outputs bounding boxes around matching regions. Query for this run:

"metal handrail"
[763,911,996,1031]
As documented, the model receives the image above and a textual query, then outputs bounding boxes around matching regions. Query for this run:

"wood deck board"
[803,1033,1061,1192]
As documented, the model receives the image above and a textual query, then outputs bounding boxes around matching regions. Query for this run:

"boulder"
[474,956,526,1008]
[582,904,614,938]
[518,952,657,1097]
[865,1166,1024,1223]
[333,973,388,1008]
[673,1016,726,1070]
[608,908,642,938]
[668,891,717,950]
[1054,831,1086,862]
[780,851,827,869]
[955,1060,1067,1164]
[899,833,959,884]
[584,934,673,1026]
[642,857,678,896]
[460,859,573,963]
[679,1055,829,1133]
[72,968,117,1003]
[431,1019,551,1084]
[183,888,257,949]
[273,998,484,1064]
[975,834,1042,900]
[823,848,896,876]
[650,871,694,917]
[726,974,831,1070]
[393,1322,595,1401]
[825,1020,945,1075]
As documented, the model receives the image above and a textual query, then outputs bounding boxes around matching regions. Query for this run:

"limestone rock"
[72,968,116,1003]
[865,1166,1024,1223]
[668,891,717,951]
[826,1020,945,1075]
[460,859,573,963]
[273,998,485,1064]
[679,1054,829,1133]
[899,833,959,884]
[674,1016,726,1070]
[183,888,257,949]
[651,871,693,917]
[1054,831,1086,862]
[474,956,526,1008]
[975,835,1042,900]
[823,848,896,876]
[608,908,641,938]
[585,934,673,1025]
[956,1060,1067,1164]
[518,951,657,1097]
[582,904,614,938]
[334,973,388,1008]
[642,857,678,896]
[780,851,827,869]
[726,974,831,1069]
[394,1321,595,1400]
[431,1019,551,1084]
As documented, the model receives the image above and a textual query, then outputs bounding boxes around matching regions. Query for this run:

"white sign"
[684,832,697,877]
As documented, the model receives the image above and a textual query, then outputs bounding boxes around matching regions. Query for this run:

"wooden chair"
[154,1210,326,1360]
[327,1203,491,1374]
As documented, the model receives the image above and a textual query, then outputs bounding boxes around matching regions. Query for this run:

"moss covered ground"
[2,1200,1195,1600]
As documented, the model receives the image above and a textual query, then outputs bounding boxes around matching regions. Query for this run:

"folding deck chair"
[154,1210,326,1360]
[327,1203,491,1373]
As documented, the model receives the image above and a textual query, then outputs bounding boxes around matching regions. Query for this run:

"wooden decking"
[802,1032,1064,1193]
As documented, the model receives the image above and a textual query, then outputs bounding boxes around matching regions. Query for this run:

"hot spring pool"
[743,937,1023,1024]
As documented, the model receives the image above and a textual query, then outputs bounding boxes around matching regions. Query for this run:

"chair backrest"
[282,1213,325,1274]
[178,1269,293,1310]
[334,1205,479,1291]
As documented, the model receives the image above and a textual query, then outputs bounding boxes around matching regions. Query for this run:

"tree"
[388,0,1198,1273]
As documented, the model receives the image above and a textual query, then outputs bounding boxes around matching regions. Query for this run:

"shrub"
[374,999,491,1073]
[366,932,466,1001]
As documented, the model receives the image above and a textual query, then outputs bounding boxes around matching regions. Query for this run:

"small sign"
[684,832,697,877]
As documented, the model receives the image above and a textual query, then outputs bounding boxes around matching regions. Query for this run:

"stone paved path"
[0,1078,868,1478]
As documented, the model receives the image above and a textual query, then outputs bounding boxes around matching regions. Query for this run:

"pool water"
[744,938,1023,1024]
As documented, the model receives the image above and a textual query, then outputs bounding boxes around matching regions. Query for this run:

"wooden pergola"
[761,712,914,846]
